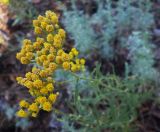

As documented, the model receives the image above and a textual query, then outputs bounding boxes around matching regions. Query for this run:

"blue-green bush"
[58,0,158,80]
[61,0,154,58]
[126,31,158,81]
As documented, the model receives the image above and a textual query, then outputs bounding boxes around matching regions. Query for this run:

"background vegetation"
[0,0,160,131]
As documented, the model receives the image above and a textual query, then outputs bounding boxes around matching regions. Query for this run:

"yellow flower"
[51,15,58,24]
[32,67,40,74]
[80,58,86,65]
[46,68,54,75]
[71,64,77,72]
[46,25,54,32]
[62,53,70,61]
[23,39,32,46]
[20,57,30,64]
[57,49,64,56]
[26,52,34,59]
[53,34,62,48]
[36,96,47,104]
[49,46,56,53]
[71,48,79,56]
[36,37,44,44]
[16,10,85,118]
[41,48,48,55]
[37,51,42,56]
[47,54,55,61]
[37,15,44,21]
[16,53,23,60]
[33,42,41,50]
[39,55,47,62]
[20,78,27,84]
[16,77,23,83]
[35,61,42,67]
[0,0,9,4]
[28,103,39,112]
[48,93,58,103]
[20,49,26,55]
[46,83,54,92]
[43,60,50,68]
[40,88,48,95]
[33,90,41,96]
[62,61,70,70]
[39,70,48,78]
[42,101,52,112]
[75,59,80,64]
[25,45,33,52]
[34,27,42,34]
[17,109,28,118]
[31,112,38,117]
[49,63,57,71]
[45,10,55,18]
[43,17,51,23]
[33,20,39,27]
[44,42,51,50]
[55,56,62,64]
[69,52,74,60]
[58,29,66,39]
[24,81,33,89]
[31,73,39,81]
[41,22,47,29]
[55,24,59,29]
[47,34,54,42]
[19,100,29,108]
[33,80,43,88]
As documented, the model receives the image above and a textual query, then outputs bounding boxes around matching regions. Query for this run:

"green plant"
[60,0,154,58]
[126,31,158,81]
[58,0,158,81]
[15,10,85,118]
[56,65,152,132]
[9,0,37,25]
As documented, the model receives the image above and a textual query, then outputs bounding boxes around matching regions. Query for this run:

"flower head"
[16,10,85,118]
[17,109,28,118]
[42,101,52,112]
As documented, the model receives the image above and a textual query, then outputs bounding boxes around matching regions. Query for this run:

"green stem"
[74,78,79,108]
[69,72,97,82]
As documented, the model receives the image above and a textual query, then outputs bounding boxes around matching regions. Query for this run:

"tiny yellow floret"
[17,109,28,118]
[42,101,52,112]
[28,103,39,112]
[19,100,29,108]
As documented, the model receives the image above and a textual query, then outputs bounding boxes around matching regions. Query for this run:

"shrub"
[61,0,154,58]
[126,31,159,81]
[58,65,152,132]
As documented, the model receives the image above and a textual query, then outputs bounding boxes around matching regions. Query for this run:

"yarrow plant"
[16,10,85,118]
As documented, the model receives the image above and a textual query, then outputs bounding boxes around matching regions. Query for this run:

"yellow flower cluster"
[0,0,9,4]
[16,11,85,118]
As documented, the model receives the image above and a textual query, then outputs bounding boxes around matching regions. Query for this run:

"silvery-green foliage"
[0,100,30,129]
[63,11,96,53]
[0,101,16,120]
[9,0,37,25]
[16,118,30,130]
[61,0,154,58]
[127,31,158,80]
